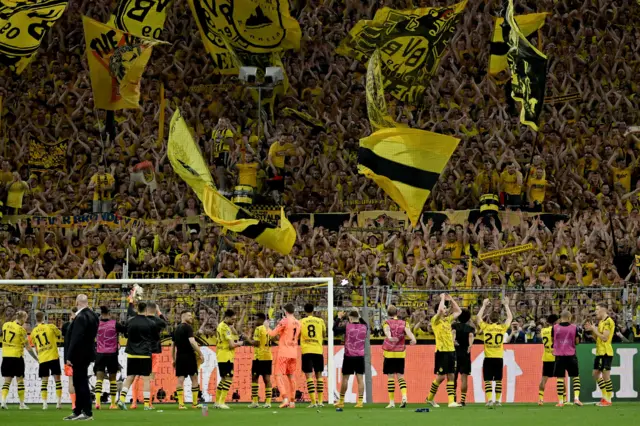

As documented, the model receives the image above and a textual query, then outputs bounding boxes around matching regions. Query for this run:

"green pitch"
[1,403,638,425]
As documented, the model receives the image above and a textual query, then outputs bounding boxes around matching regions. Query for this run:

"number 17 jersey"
[479,321,509,358]
[300,316,325,355]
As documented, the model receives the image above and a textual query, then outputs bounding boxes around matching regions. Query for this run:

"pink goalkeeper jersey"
[269,316,301,359]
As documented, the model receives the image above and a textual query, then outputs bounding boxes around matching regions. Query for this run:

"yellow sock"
[251,382,259,404]
[17,380,25,403]
[573,377,581,400]
[192,386,200,406]
[556,379,565,404]
[495,380,502,403]
[1,381,9,401]
[339,392,345,404]
[357,394,363,406]
[95,380,102,405]
[120,388,128,403]
[446,380,455,404]
[399,378,407,398]
[143,391,150,409]
[307,379,316,405]
[538,390,544,402]
[41,380,48,402]
[177,387,184,406]
[265,387,272,405]
[428,380,440,401]
[110,382,117,405]
[484,381,492,402]
[317,388,323,405]
[56,379,62,400]
[387,378,395,402]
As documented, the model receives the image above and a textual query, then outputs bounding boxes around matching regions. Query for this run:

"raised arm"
[502,297,513,327]
[476,298,490,327]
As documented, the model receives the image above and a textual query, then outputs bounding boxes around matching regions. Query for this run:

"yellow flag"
[358,128,459,226]
[0,0,68,74]
[337,1,467,104]
[168,109,296,255]
[489,13,548,75]
[187,0,301,74]
[167,109,214,202]
[465,258,473,288]
[158,82,165,147]
[366,50,399,131]
[83,16,158,110]
[109,0,172,39]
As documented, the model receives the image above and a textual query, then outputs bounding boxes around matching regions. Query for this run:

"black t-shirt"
[453,322,475,355]
[173,323,195,358]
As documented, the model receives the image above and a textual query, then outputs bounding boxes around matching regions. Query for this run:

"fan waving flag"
[489,12,548,75]
[0,0,68,74]
[358,128,459,226]
[337,1,467,104]
[504,0,548,131]
[83,16,160,110]
[168,109,296,255]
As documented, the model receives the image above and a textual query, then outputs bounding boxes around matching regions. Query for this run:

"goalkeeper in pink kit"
[265,303,301,408]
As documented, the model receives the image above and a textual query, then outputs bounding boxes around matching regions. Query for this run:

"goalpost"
[0,277,336,405]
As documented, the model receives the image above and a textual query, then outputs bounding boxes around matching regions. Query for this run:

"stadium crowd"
[0,0,640,340]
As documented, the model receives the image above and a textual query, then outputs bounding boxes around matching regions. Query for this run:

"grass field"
[1,403,638,426]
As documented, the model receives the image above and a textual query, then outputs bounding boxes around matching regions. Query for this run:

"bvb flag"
[367,50,400,131]
[83,16,160,110]
[0,0,68,74]
[168,109,296,255]
[358,128,459,226]
[489,12,547,75]
[337,1,467,104]
[109,0,173,39]
[187,0,301,74]
[504,0,547,131]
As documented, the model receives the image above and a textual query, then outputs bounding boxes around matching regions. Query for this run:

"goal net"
[0,277,336,405]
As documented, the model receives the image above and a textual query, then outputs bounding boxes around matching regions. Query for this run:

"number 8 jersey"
[300,316,326,355]
[479,321,509,358]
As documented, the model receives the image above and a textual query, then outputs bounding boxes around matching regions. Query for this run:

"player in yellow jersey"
[215,309,243,409]
[300,303,327,408]
[476,297,512,407]
[247,313,273,409]
[584,304,615,407]
[538,314,558,405]
[426,294,462,408]
[31,311,63,410]
[1,310,37,410]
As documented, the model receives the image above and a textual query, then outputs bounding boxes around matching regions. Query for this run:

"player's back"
[541,326,554,361]
[253,325,273,361]
[216,321,235,362]
[480,321,508,358]
[431,314,455,352]
[2,321,27,357]
[31,323,61,363]
[275,317,300,359]
[300,316,325,355]
[173,323,195,358]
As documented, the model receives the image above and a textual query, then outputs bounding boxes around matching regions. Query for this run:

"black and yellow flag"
[187,0,301,74]
[504,0,548,131]
[168,109,296,255]
[29,138,67,171]
[358,128,459,226]
[337,1,467,104]
[282,108,324,132]
[83,16,160,110]
[109,0,173,39]
[489,12,547,75]
[367,49,400,131]
[0,0,68,74]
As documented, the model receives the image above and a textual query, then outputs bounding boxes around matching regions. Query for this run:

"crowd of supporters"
[1,0,640,338]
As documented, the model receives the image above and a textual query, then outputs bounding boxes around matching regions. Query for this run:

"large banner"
[110,0,172,39]
[3,344,638,404]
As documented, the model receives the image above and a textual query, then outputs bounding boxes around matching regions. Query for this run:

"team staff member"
[476,297,513,407]
[452,309,474,406]
[333,310,368,409]
[585,304,615,406]
[427,294,462,408]
[553,310,582,407]
[31,311,63,410]
[62,308,78,411]
[247,313,273,408]
[382,305,416,409]
[172,311,203,410]
[94,306,127,410]
[1,310,37,410]
[215,309,244,409]
[538,314,558,405]
[300,303,327,408]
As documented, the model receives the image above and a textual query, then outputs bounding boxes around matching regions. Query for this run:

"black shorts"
[218,361,234,378]
[126,357,152,377]
[1,357,25,377]
[456,352,471,375]
[383,357,405,375]
[483,357,504,381]
[252,360,272,378]
[434,351,456,375]
[342,356,365,376]
[94,353,120,375]
[301,354,324,374]
[39,359,62,378]
[594,355,613,372]
[554,356,579,377]
[176,355,199,378]
[542,361,556,377]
